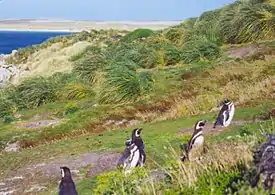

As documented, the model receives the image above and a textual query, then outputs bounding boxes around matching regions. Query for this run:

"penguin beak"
[137,128,142,134]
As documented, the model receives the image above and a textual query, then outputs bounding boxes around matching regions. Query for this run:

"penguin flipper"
[117,155,127,168]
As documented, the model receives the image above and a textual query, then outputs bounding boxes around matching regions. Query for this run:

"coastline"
[0,20,181,32]
[0,28,76,33]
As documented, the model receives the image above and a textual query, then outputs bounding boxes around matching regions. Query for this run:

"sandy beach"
[0,19,181,32]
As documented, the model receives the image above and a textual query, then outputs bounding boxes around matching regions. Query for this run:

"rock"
[0,189,15,195]
[13,114,22,119]
[0,52,21,88]
[11,50,17,56]
[4,142,21,152]
[25,185,47,193]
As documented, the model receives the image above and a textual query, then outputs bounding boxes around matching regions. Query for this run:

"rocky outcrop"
[0,52,21,88]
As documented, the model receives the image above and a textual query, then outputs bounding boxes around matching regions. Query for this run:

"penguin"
[131,128,146,167]
[58,166,78,195]
[116,139,133,168]
[250,134,275,192]
[213,98,235,128]
[117,138,141,174]
[181,120,207,162]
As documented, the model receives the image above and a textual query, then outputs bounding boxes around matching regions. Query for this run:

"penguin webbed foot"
[180,143,188,152]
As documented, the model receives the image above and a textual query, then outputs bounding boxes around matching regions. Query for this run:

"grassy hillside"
[0,0,275,194]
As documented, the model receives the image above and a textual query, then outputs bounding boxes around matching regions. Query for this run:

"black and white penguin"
[213,98,235,128]
[117,139,141,174]
[181,120,207,161]
[116,139,133,168]
[131,128,146,167]
[250,134,275,192]
[58,166,78,195]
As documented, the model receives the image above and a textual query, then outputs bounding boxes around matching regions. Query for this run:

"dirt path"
[178,120,255,136]
[0,151,121,195]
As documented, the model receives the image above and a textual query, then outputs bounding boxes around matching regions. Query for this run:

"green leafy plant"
[93,167,153,195]
[65,102,80,115]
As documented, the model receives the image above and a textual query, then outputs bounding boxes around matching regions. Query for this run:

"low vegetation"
[0,0,275,194]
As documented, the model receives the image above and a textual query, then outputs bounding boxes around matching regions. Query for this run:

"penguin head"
[195,120,207,130]
[132,128,142,139]
[125,139,132,147]
[223,98,231,105]
[60,166,72,179]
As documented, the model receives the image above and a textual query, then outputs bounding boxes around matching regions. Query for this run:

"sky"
[0,0,236,21]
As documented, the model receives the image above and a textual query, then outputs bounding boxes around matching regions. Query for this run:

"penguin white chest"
[129,148,140,168]
[193,135,204,148]
[223,104,235,127]
[124,145,140,171]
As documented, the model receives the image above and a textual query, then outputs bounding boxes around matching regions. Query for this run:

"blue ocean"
[0,31,72,54]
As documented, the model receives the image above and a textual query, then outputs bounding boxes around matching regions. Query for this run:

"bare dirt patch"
[16,119,63,129]
[178,120,250,136]
[0,151,121,195]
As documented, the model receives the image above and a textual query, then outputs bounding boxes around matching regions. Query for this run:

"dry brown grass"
[11,41,91,85]
[124,56,275,123]
[164,141,253,187]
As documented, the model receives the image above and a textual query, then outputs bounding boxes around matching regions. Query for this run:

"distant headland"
[0,19,182,32]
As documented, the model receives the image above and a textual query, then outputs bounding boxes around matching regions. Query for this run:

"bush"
[63,82,95,100]
[14,77,57,109]
[194,169,243,195]
[121,28,154,42]
[109,43,159,69]
[99,62,154,104]
[72,46,106,83]
[151,44,182,66]
[163,27,187,46]
[181,38,221,63]
[0,97,16,118]
[93,168,153,195]
[163,44,182,65]
[65,102,79,115]
[3,115,14,124]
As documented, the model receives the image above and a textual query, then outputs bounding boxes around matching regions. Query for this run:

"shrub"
[151,44,182,66]
[163,44,182,65]
[163,27,187,46]
[194,169,243,195]
[65,102,79,115]
[63,82,95,100]
[93,168,153,195]
[72,46,106,82]
[0,98,16,118]
[219,0,275,44]
[181,38,221,63]
[110,43,158,69]
[50,72,80,90]
[14,77,57,109]
[99,62,154,104]
[121,28,154,42]
[3,115,14,124]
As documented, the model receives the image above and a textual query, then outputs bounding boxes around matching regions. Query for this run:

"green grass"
[0,1,274,193]
[0,103,272,177]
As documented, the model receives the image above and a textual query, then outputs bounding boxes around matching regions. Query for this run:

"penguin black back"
[187,120,207,151]
[117,139,132,168]
[59,166,78,195]
[181,120,207,161]
[131,128,146,166]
